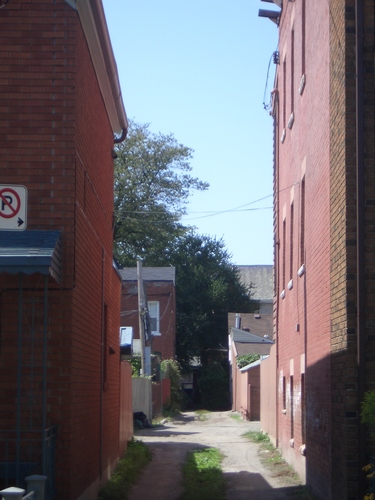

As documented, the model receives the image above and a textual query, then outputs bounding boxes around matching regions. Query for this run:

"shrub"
[236,353,260,368]
[161,358,184,412]
[361,391,375,430]
[129,356,142,377]
[97,439,151,500]
[199,362,229,410]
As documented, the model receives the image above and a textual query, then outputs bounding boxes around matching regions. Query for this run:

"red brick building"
[120,267,176,364]
[263,0,375,498]
[0,1,130,499]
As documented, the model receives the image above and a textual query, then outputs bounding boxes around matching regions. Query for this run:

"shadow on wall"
[304,349,367,500]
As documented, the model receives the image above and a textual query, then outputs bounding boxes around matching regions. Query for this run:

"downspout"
[114,129,127,144]
[273,89,280,448]
[355,0,366,492]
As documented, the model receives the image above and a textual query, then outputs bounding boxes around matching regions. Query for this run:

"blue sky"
[102,1,279,265]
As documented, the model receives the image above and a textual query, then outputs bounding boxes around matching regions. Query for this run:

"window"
[290,202,294,280]
[300,177,305,265]
[283,58,286,130]
[290,376,294,439]
[290,29,295,115]
[302,0,306,76]
[299,0,307,95]
[301,373,306,443]
[148,301,160,336]
[282,218,286,290]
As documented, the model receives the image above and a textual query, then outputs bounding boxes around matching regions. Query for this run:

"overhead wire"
[119,182,298,224]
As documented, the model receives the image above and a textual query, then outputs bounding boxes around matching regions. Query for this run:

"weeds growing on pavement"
[195,409,211,421]
[180,447,226,500]
[97,439,151,500]
[242,431,300,483]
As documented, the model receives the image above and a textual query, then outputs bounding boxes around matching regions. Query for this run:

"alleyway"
[128,411,311,500]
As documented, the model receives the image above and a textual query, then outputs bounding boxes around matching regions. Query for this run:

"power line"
[118,183,298,224]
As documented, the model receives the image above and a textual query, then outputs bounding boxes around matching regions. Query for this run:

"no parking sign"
[0,185,27,230]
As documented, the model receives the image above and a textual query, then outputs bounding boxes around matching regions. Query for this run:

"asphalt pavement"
[128,411,311,500]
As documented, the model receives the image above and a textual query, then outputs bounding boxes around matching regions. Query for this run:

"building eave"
[66,0,128,138]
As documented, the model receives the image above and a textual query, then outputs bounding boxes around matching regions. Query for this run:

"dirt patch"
[130,411,314,499]
[258,447,300,484]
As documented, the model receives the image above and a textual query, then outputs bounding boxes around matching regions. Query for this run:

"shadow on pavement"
[225,470,311,499]
[135,428,200,438]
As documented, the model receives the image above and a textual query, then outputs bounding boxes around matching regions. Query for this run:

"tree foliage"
[237,353,261,369]
[161,359,184,412]
[113,121,256,370]
[166,233,257,367]
[199,362,230,410]
[113,121,208,266]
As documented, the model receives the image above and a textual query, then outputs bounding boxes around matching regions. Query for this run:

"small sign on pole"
[0,184,27,230]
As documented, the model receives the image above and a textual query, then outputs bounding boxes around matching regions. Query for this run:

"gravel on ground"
[128,411,312,500]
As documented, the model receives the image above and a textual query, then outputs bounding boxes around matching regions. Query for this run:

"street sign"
[0,185,27,230]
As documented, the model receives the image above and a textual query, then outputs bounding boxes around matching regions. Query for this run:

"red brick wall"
[0,1,122,498]
[121,280,176,360]
[275,0,331,490]
[275,0,375,497]
[330,0,375,497]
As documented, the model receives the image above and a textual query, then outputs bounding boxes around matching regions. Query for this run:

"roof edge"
[67,0,128,138]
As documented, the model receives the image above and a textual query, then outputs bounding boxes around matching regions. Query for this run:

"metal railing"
[0,427,56,499]
[23,492,36,500]
[0,474,46,500]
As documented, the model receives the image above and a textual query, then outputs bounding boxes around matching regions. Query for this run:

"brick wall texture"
[121,280,176,361]
[274,0,375,498]
[0,1,123,499]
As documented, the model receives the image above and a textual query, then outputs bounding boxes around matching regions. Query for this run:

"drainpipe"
[114,129,127,144]
[355,0,366,493]
[273,89,280,448]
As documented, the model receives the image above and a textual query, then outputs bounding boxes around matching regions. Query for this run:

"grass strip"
[180,447,226,500]
[98,439,151,500]
[242,431,298,478]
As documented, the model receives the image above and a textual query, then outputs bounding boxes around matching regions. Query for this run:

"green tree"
[167,232,257,368]
[237,353,261,368]
[113,121,208,266]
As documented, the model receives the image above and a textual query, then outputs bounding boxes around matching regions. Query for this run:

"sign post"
[0,185,27,230]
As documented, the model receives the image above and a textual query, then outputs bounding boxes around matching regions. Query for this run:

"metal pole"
[137,260,146,375]
[42,276,48,475]
[16,273,23,486]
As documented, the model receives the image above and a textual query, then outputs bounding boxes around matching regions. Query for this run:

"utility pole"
[137,259,146,375]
